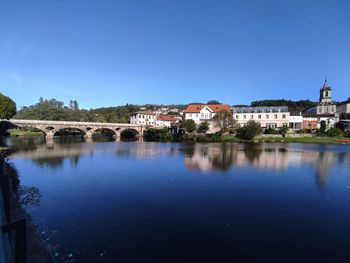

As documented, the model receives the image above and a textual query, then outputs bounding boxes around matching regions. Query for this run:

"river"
[3,137,350,262]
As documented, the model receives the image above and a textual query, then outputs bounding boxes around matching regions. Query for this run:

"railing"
[0,157,27,263]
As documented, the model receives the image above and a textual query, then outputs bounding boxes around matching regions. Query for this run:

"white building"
[289,114,303,130]
[337,103,350,115]
[184,104,231,124]
[305,80,337,115]
[303,80,339,130]
[155,115,180,128]
[130,111,156,126]
[231,106,290,129]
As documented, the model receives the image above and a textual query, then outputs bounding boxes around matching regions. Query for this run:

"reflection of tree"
[211,143,235,171]
[32,156,65,169]
[313,152,336,188]
[3,160,42,207]
[243,144,263,164]
[7,137,46,152]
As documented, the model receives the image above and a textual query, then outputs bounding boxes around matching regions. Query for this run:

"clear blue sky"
[1,0,350,109]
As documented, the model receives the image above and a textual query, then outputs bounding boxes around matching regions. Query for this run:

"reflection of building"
[231,106,290,129]
[182,143,350,189]
[184,144,290,171]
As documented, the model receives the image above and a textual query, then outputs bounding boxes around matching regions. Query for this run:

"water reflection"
[4,138,350,262]
[6,138,350,188]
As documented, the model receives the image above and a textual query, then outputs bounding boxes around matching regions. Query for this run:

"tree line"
[12,98,186,123]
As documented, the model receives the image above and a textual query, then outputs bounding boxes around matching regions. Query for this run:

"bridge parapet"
[3,119,145,139]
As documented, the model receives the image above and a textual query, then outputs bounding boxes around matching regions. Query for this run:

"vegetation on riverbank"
[6,129,44,137]
[144,127,350,144]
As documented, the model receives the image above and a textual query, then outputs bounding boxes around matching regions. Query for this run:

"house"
[231,106,290,129]
[184,104,231,124]
[304,79,337,115]
[155,115,180,128]
[130,111,157,126]
[302,114,337,130]
[289,114,303,130]
[303,80,339,130]
[337,102,350,118]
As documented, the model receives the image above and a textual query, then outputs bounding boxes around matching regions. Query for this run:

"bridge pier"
[46,131,55,139]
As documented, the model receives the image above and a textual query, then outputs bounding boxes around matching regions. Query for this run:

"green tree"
[197,121,209,133]
[319,120,327,134]
[327,128,344,137]
[212,109,235,133]
[207,100,221,105]
[183,119,196,133]
[0,93,17,119]
[280,124,289,137]
[236,120,262,140]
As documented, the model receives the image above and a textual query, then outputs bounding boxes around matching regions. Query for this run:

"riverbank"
[144,129,350,144]
[0,157,53,263]
[7,129,43,137]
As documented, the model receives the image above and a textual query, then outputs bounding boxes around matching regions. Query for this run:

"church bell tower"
[319,79,332,104]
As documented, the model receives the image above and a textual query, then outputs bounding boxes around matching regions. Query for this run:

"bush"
[197,122,209,133]
[144,128,173,141]
[236,120,262,140]
[264,127,278,134]
[327,128,344,137]
[183,119,196,133]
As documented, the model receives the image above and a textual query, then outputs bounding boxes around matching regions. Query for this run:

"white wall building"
[155,115,180,128]
[289,114,303,130]
[130,111,156,126]
[231,106,290,129]
[184,104,231,124]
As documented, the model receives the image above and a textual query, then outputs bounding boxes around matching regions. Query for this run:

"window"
[236,115,239,119]
[266,114,269,119]
[201,113,204,118]
[274,114,278,119]
[243,115,246,119]
[258,115,261,119]
[282,114,286,119]
[250,115,254,119]
[196,114,198,118]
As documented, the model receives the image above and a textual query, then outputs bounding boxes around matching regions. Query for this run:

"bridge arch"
[120,128,140,141]
[92,128,117,141]
[0,120,47,136]
[53,127,87,138]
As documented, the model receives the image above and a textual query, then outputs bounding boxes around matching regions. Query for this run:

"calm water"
[4,138,350,262]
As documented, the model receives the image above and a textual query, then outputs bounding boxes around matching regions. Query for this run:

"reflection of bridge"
[2,119,144,139]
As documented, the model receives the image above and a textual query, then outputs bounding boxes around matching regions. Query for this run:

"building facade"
[289,114,303,130]
[184,104,231,124]
[231,106,290,129]
[130,111,156,126]
[155,115,180,128]
[303,80,339,130]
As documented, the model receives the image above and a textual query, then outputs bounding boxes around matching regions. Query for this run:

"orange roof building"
[184,103,231,124]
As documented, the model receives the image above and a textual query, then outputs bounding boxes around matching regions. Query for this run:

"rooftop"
[231,106,289,113]
[184,104,230,113]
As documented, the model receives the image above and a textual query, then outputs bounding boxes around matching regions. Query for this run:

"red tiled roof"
[184,104,230,113]
[157,115,178,122]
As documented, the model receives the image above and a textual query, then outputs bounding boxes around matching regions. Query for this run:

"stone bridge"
[2,119,145,139]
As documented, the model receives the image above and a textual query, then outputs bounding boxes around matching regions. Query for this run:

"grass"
[7,129,43,137]
[255,136,350,144]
